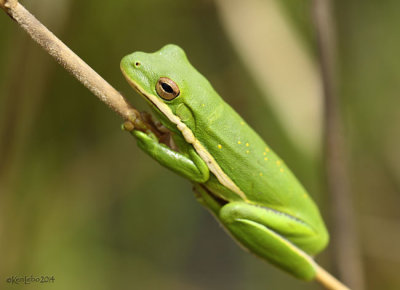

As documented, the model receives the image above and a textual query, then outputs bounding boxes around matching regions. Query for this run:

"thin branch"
[315,265,350,290]
[0,0,152,133]
[312,0,365,289]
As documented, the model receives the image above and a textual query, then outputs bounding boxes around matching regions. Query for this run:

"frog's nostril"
[134,61,141,67]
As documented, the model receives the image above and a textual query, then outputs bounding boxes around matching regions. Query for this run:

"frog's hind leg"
[219,202,318,280]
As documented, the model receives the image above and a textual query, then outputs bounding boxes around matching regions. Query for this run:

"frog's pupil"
[161,82,173,94]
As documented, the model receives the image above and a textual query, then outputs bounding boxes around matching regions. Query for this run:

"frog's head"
[121,44,214,132]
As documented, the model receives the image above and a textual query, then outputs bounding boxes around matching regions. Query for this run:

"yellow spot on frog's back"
[264,157,268,161]
[303,193,308,198]
[265,147,270,152]
[240,121,245,125]
[218,144,222,149]
[201,104,205,107]
[259,172,263,176]
[276,160,281,166]
[238,140,242,145]
[280,168,284,173]
[246,150,250,154]
[246,143,249,147]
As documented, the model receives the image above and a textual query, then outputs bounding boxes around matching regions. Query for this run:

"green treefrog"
[120,44,329,281]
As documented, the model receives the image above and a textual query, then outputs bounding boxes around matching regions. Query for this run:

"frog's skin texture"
[120,44,329,280]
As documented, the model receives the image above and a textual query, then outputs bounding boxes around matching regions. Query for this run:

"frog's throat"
[123,74,248,201]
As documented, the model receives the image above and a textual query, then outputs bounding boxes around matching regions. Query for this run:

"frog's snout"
[120,55,135,71]
[121,51,147,70]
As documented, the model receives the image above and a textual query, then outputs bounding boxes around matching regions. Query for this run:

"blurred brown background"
[0,0,399,289]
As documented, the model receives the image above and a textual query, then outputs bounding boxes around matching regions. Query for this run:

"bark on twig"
[315,264,350,290]
[0,0,152,133]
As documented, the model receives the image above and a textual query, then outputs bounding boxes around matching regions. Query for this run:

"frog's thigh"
[219,202,317,280]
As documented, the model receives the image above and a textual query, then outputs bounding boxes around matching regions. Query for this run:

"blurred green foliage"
[0,0,399,289]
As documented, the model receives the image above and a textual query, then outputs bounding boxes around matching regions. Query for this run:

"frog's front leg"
[219,202,319,280]
[130,130,209,183]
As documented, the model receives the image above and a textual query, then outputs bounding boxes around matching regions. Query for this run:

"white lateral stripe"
[125,75,247,201]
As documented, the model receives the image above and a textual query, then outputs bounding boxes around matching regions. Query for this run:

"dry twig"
[1,0,153,134]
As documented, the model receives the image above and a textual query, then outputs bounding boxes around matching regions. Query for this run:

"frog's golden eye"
[156,77,180,100]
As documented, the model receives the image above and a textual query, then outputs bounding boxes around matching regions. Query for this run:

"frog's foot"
[140,111,169,134]
[219,202,319,280]
[123,111,178,151]
[140,112,177,150]
[121,112,149,133]
[122,120,135,132]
